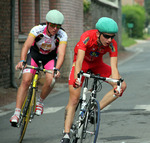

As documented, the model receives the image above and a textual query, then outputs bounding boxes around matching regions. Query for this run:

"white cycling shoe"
[35,102,44,116]
[10,114,19,127]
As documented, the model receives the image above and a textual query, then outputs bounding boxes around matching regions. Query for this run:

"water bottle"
[79,102,86,119]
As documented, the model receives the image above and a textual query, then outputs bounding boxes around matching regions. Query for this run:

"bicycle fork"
[77,85,90,139]
[29,73,38,122]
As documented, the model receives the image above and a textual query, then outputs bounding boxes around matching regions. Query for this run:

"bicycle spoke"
[79,100,100,143]
[70,99,82,143]
[18,88,36,143]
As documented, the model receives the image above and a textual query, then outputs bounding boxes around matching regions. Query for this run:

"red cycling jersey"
[73,29,118,63]
[69,29,118,86]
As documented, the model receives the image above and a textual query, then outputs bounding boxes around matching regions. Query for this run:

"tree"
[122,5,146,38]
[83,0,91,13]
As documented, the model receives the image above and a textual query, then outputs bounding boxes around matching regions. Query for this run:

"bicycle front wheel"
[19,88,36,143]
[70,98,83,143]
[79,99,100,143]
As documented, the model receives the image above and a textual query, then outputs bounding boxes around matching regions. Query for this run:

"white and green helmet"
[46,9,64,25]
[96,17,118,33]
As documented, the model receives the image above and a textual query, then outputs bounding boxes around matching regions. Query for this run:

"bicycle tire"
[78,99,100,143]
[70,99,83,143]
[18,88,36,143]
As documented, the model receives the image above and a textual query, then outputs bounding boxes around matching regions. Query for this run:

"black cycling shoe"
[60,138,70,143]
[60,133,70,143]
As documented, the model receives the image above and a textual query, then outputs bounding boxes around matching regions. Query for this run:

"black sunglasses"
[102,33,115,39]
[49,23,61,29]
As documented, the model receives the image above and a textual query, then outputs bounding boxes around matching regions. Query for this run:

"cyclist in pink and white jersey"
[10,9,68,127]
[60,17,126,143]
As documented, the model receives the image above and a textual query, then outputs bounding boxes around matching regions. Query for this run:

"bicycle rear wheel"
[79,99,100,143]
[18,88,36,143]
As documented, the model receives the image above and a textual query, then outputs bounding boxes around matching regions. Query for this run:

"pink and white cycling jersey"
[29,24,68,54]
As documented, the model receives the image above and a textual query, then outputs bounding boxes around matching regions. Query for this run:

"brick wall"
[40,0,50,23]
[122,0,144,6]
[49,0,84,81]
[0,0,11,87]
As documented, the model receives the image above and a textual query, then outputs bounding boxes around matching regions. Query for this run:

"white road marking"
[134,105,150,111]
[0,106,65,117]
[43,106,65,114]
[0,110,12,117]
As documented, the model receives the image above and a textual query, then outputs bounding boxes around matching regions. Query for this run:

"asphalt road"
[0,40,150,143]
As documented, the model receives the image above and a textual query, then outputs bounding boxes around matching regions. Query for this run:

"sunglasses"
[102,33,115,39]
[49,23,61,29]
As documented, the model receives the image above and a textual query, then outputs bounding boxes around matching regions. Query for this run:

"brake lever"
[54,69,57,75]
[77,70,83,84]
[113,78,124,97]
[18,61,27,79]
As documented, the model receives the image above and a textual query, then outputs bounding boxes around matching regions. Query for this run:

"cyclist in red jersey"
[61,17,126,143]
[10,9,68,127]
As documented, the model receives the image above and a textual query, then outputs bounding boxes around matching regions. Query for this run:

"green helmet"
[46,9,64,25]
[96,17,118,33]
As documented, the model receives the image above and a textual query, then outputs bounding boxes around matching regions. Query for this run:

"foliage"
[122,5,146,38]
[83,0,91,13]
[122,29,136,47]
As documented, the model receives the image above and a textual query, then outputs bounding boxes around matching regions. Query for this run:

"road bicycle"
[17,61,55,143]
[70,70,124,143]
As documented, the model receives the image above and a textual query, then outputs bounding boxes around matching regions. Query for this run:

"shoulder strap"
[35,34,44,42]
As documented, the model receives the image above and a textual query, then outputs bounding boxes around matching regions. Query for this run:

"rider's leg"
[39,72,54,100]
[91,62,127,110]
[35,72,54,115]
[64,85,81,133]
[100,80,126,110]
[10,72,33,125]
[39,58,56,100]
[16,73,33,109]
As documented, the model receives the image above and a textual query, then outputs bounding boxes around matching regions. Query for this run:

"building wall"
[122,0,134,5]
[122,0,144,6]
[0,0,11,87]
[50,0,84,80]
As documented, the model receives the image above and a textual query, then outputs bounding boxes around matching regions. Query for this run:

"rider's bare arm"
[110,56,123,96]
[55,43,67,70]
[110,56,120,79]
[15,35,35,70]
[75,49,85,79]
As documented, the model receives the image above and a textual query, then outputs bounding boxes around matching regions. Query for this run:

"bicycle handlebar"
[77,70,124,96]
[25,65,53,74]
[25,64,56,87]
[20,62,55,87]
[19,62,53,79]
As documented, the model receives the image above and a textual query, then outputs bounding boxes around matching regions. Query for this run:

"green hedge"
[122,5,146,38]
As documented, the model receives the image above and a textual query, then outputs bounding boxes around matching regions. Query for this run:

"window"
[100,0,118,7]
